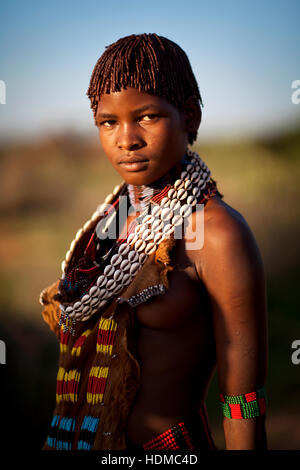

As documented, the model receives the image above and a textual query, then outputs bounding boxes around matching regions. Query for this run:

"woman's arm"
[195,201,268,449]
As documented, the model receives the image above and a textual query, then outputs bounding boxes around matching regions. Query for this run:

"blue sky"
[0,0,299,142]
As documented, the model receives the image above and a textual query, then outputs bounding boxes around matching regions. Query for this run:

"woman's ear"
[182,96,202,134]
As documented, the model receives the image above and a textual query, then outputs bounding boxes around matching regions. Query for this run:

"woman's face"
[95,87,190,186]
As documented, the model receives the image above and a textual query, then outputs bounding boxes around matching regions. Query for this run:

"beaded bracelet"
[220,387,267,419]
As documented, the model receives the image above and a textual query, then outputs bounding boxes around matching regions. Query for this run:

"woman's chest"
[132,239,211,330]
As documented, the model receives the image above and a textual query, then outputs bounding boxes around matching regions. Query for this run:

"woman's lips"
[119,161,149,172]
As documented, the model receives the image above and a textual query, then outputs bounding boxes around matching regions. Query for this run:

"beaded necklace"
[54,149,220,333]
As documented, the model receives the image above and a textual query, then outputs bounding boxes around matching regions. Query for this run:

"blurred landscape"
[0,123,300,450]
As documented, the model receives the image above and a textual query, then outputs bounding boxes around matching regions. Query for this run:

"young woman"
[40,33,268,451]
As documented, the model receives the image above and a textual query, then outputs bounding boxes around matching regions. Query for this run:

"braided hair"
[86,33,203,144]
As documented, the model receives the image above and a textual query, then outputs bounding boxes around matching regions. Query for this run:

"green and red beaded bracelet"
[220,387,267,419]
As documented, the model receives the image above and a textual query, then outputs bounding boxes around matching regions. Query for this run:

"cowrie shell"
[186,163,196,172]
[83,219,93,232]
[161,207,173,221]
[113,184,122,195]
[104,193,114,204]
[192,187,201,197]
[168,188,177,199]
[128,250,139,263]
[65,250,72,262]
[104,265,114,276]
[145,242,156,254]
[65,306,73,314]
[70,239,76,251]
[192,174,200,184]
[120,259,130,271]
[163,223,175,235]
[113,284,124,294]
[91,297,99,306]
[81,294,90,304]
[89,286,100,297]
[152,219,163,232]
[75,228,83,241]
[99,288,109,298]
[61,260,66,272]
[150,205,161,217]
[130,262,141,275]
[113,270,123,282]
[184,179,192,190]
[106,279,116,290]
[135,239,146,252]
[98,203,109,215]
[96,275,107,287]
[153,232,164,243]
[180,170,188,179]
[73,301,82,311]
[142,228,153,241]
[172,214,184,226]
[75,310,84,320]
[139,252,148,264]
[82,305,91,314]
[127,232,138,245]
[91,210,101,221]
[180,204,192,218]
[191,171,200,182]
[121,273,131,285]
[134,224,144,235]
[177,188,187,200]
[170,199,181,212]
[118,243,130,256]
[111,254,122,266]
[142,214,155,224]
[174,179,184,189]
[187,195,197,207]
[160,197,170,208]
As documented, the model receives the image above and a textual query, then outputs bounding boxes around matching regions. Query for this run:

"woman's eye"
[101,120,116,128]
[140,114,157,122]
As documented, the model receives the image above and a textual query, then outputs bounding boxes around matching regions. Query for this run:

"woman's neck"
[127,153,189,213]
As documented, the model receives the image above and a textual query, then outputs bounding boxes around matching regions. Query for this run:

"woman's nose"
[117,124,145,151]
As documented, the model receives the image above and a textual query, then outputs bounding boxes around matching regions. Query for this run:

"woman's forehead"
[96,87,175,115]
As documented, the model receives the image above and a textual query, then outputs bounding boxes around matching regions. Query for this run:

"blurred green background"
[0,124,299,450]
[1,0,300,452]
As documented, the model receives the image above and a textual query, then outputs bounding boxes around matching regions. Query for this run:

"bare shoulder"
[190,195,265,282]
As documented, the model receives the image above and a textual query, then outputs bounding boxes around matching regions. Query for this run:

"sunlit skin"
[95,87,268,450]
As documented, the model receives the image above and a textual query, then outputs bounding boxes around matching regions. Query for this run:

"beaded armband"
[220,387,267,419]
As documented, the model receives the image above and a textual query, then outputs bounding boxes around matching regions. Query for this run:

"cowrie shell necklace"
[58,149,211,331]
